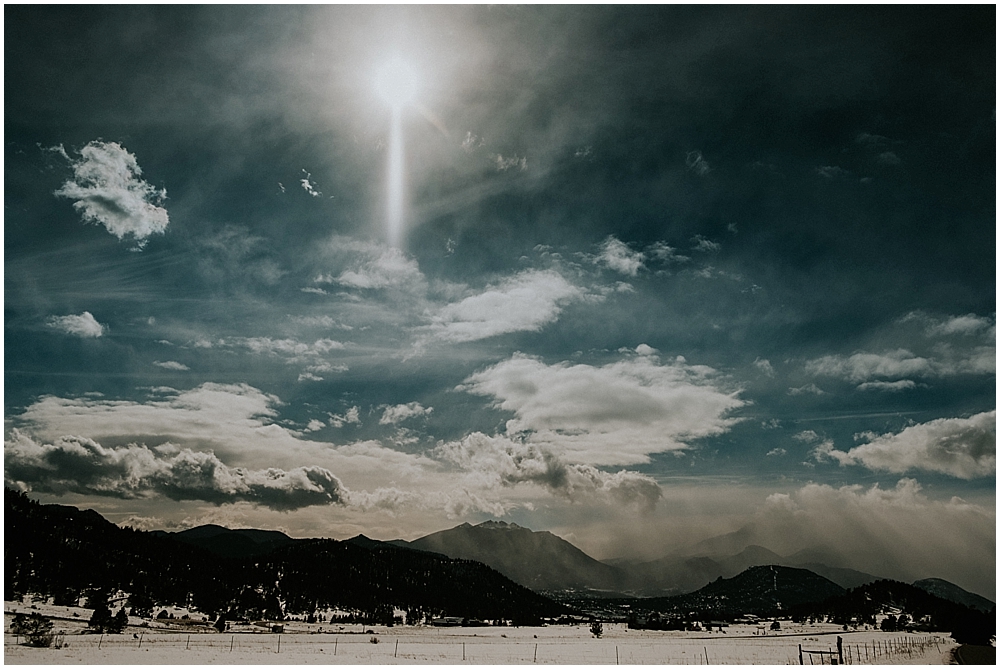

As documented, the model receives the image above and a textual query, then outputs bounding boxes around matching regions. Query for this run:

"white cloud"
[817,411,995,479]
[766,448,786,457]
[434,432,661,512]
[4,430,346,511]
[596,236,645,276]
[300,170,321,197]
[304,419,326,432]
[806,349,931,382]
[53,141,168,246]
[856,380,916,392]
[47,311,105,338]
[380,402,433,425]
[321,244,425,291]
[297,372,323,382]
[788,383,825,396]
[459,351,744,465]
[806,343,994,382]
[328,406,360,428]
[153,360,189,371]
[422,270,582,344]
[925,313,994,337]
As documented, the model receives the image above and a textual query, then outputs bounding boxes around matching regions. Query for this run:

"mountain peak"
[476,520,525,531]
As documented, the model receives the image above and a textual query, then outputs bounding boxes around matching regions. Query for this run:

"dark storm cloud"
[5,429,347,511]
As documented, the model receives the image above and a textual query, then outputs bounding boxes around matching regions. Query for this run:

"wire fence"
[4,631,951,665]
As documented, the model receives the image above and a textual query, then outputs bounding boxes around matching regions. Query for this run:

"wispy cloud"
[153,360,189,371]
[685,150,710,175]
[53,141,168,247]
[47,311,105,338]
[690,235,721,253]
[422,269,582,344]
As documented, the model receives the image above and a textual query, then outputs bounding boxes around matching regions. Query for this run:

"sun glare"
[374,57,419,108]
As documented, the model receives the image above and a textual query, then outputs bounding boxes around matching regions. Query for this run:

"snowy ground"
[4,601,956,665]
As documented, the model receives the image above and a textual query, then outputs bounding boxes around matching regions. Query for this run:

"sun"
[374,57,419,108]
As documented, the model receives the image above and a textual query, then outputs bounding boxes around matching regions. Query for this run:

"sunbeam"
[375,57,420,248]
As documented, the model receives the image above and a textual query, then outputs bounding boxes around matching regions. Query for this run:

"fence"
[5,630,948,665]
[799,635,943,664]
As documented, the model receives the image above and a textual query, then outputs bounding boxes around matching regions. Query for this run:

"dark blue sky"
[5,6,995,598]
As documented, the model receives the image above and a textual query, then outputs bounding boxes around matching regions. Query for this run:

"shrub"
[590,621,603,638]
[12,612,55,647]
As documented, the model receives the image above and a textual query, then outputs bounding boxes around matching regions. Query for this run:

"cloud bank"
[5,430,346,511]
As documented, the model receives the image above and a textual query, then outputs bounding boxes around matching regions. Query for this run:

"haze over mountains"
[387,520,992,605]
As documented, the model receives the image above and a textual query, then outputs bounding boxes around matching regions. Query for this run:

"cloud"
[12,383,292,465]
[435,432,661,512]
[459,351,744,465]
[329,406,360,428]
[47,311,105,338]
[494,154,527,171]
[925,313,994,337]
[877,151,901,166]
[300,170,321,197]
[304,419,326,432]
[788,383,825,396]
[380,402,433,425]
[685,150,710,175]
[647,241,690,264]
[756,479,994,596]
[596,236,645,276]
[153,360,189,371]
[320,244,425,291]
[806,349,930,382]
[691,235,721,253]
[53,141,168,247]
[4,430,346,511]
[856,379,916,392]
[855,132,889,146]
[806,344,994,382]
[766,448,786,457]
[816,411,995,479]
[753,358,775,376]
[815,165,848,179]
[422,269,582,344]
[298,372,323,382]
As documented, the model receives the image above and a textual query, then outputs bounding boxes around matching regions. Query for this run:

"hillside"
[5,489,566,623]
[152,524,297,558]
[643,565,846,616]
[401,520,629,593]
[912,578,994,612]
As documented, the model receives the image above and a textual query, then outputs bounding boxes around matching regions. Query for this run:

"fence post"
[230,636,234,652]
[534,643,537,663]
[186,635,190,650]
[395,639,398,658]
[837,636,843,665]
[705,646,709,665]
[799,644,803,665]
[334,638,337,655]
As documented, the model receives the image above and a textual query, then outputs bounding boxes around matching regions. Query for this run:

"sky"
[4,6,996,599]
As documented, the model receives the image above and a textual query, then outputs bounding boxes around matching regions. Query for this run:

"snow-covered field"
[4,601,956,665]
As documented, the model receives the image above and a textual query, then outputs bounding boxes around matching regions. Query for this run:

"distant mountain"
[644,565,846,616]
[154,524,296,558]
[5,489,567,623]
[913,578,994,612]
[400,520,629,593]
